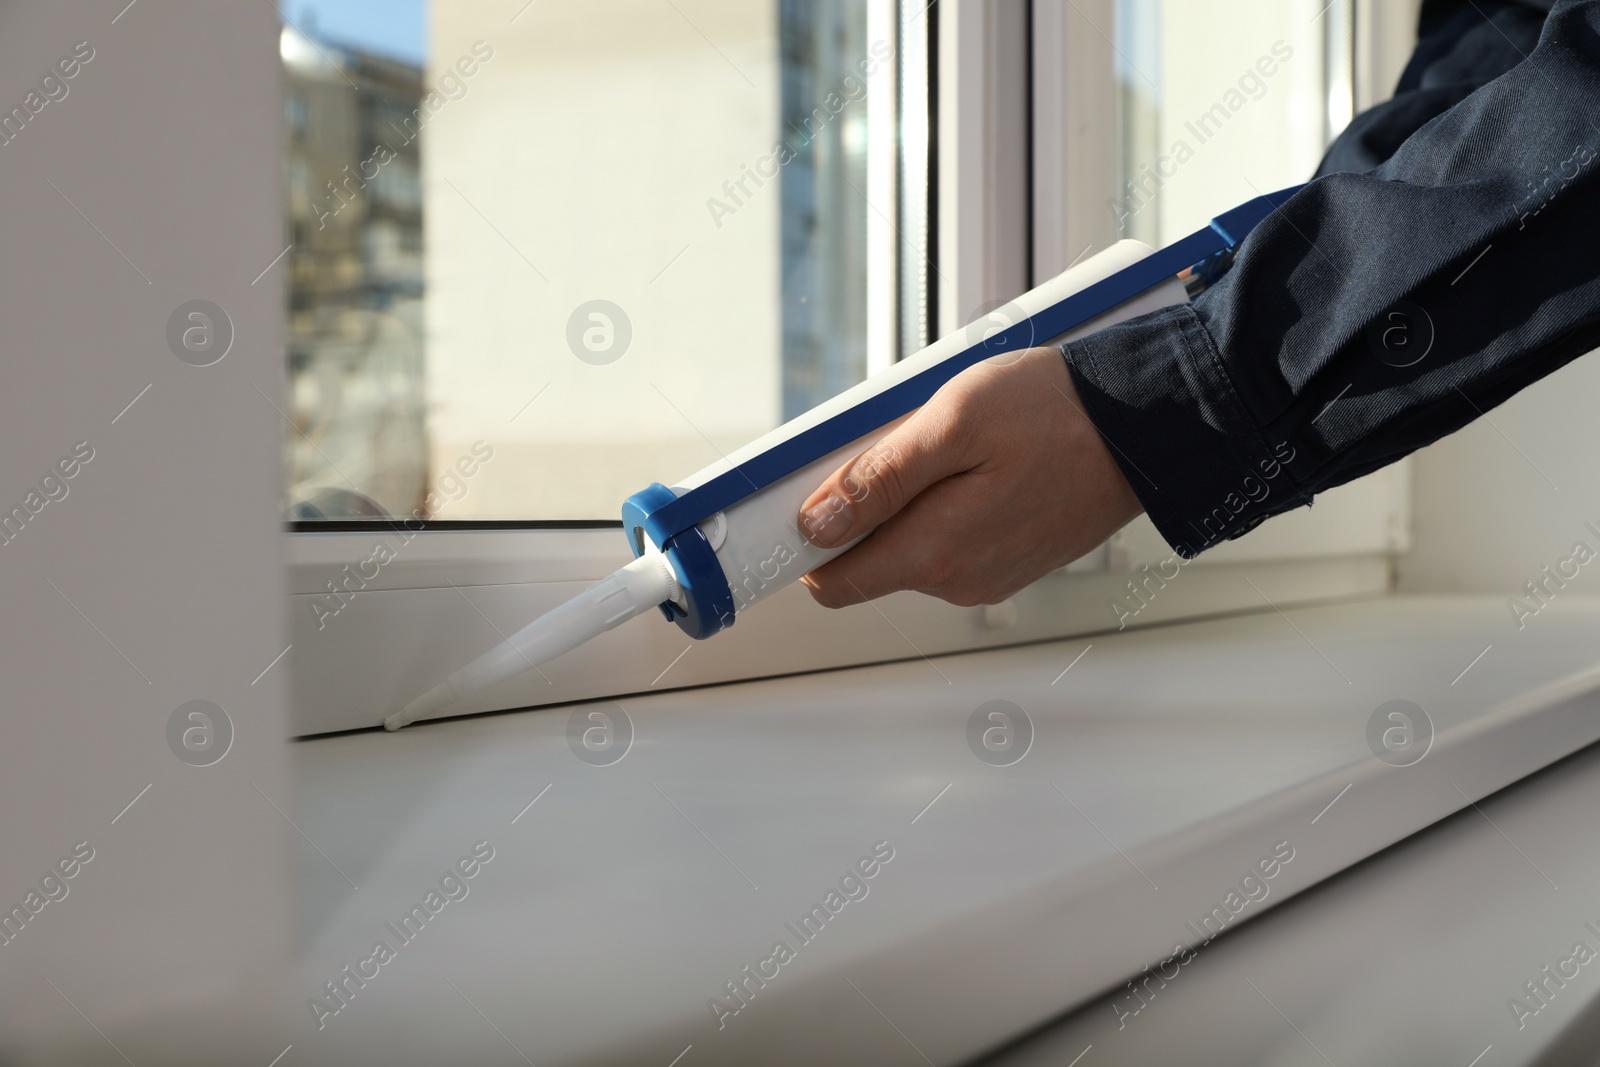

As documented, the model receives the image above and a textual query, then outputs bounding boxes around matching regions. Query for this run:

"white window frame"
[287,0,1411,736]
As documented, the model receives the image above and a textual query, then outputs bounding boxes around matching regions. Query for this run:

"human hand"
[796,346,1143,607]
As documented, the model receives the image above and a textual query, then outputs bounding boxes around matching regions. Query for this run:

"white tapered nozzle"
[384,550,679,731]
[384,679,459,732]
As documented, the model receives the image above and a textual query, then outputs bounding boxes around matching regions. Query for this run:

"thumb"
[797,411,966,549]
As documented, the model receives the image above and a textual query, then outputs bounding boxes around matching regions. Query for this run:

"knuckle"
[852,447,907,510]
[939,386,977,426]
[840,447,880,501]
[917,553,959,593]
[937,395,983,455]
[946,587,987,608]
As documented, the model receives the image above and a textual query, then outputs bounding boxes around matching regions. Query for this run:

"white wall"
[1401,356,1600,601]
[0,3,291,1062]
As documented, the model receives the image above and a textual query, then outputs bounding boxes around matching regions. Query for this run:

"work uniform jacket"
[1061,0,1597,556]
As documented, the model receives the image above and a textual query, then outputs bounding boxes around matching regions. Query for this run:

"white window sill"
[988,737,1600,1064]
[282,594,1600,1064]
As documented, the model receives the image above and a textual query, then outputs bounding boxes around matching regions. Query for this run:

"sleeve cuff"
[1059,302,1310,558]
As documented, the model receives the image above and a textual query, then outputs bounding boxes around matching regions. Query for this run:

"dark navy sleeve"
[1061,0,1600,557]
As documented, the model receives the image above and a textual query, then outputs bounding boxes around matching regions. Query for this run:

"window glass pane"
[282,0,911,522]
[1112,0,1353,247]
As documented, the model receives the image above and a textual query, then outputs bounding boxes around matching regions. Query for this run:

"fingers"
[800,475,969,607]
[796,405,970,550]
[796,348,1083,610]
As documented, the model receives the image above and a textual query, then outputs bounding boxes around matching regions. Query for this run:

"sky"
[283,0,427,66]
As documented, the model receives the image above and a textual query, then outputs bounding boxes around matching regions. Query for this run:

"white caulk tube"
[384,184,1301,730]
[682,240,1189,620]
